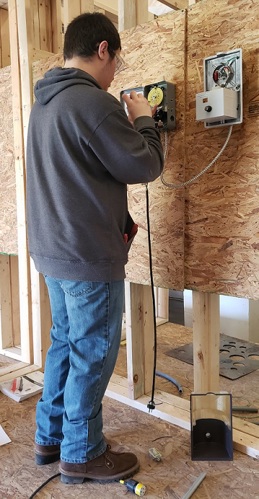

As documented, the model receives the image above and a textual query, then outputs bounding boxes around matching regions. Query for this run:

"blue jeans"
[35,276,124,463]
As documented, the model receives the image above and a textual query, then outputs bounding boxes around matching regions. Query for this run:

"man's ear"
[98,40,109,60]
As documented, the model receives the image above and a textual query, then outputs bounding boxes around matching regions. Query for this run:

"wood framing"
[0,256,21,359]
[118,0,149,31]
[124,282,169,399]
[192,291,220,393]
[63,0,94,31]
[0,255,12,351]
[51,0,63,54]
[0,0,258,462]
[125,281,156,399]
[8,0,32,364]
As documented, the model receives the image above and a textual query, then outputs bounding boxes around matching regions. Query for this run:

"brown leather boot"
[35,443,60,465]
[59,445,139,483]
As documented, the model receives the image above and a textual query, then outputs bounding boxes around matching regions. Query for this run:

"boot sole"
[35,453,60,465]
[60,462,140,484]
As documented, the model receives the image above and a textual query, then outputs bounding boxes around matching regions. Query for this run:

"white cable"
[160,125,233,189]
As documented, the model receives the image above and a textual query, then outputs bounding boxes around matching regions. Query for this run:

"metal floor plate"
[166,334,259,380]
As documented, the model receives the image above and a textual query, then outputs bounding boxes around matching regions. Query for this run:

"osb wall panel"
[185,0,259,298]
[0,66,17,255]
[1,0,259,299]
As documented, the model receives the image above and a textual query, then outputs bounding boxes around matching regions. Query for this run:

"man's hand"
[122,90,152,124]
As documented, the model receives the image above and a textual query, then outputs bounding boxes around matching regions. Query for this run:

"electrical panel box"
[196,48,242,128]
[120,80,176,131]
[144,81,176,130]
[196,87,238,122]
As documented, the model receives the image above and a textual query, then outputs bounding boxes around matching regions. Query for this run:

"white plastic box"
[196,87,238,123]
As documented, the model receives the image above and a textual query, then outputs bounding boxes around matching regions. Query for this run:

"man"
[26,12,163,485]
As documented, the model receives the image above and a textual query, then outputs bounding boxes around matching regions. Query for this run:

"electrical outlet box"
[196,88,238,123]
[196,48,242,128]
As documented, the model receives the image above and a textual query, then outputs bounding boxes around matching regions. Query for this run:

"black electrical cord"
[145,183,158,412]
[28,472,60,499]
[145,183,182,411]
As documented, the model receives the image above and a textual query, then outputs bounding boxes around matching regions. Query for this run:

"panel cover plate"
[166,334,259,380]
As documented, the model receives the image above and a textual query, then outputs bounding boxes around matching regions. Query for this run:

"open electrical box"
[196,48,243,128]
[120,80,176,131]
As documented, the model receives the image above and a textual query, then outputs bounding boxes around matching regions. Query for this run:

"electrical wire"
[28,472,60,499]
[155,370,183,393]
[160,125,233,189]
[145,183,158,412]
[145,184,183,410]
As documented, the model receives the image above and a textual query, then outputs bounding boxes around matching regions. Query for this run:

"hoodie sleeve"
[88,107,164,184]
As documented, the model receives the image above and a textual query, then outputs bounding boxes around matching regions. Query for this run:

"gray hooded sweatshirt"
[26,67,164,281]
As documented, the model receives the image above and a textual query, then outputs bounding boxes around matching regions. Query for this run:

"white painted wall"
[184,290,259,343]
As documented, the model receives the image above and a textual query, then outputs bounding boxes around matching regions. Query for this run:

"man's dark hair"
[63,12,121,61]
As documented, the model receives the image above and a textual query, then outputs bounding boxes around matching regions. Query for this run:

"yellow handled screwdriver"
[120,478,146,496]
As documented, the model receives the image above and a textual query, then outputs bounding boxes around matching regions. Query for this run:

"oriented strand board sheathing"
[0,66,17,255]
[1,0,259,298]
[185,0,259,298]
[33,51,63,80]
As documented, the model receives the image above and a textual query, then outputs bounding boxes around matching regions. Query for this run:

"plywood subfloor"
[0,323,259,498]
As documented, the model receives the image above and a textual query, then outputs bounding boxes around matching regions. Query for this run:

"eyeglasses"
[114,53,127,76]
[96,43,127,76]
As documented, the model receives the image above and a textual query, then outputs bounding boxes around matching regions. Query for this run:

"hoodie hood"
[34,67,101,105]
